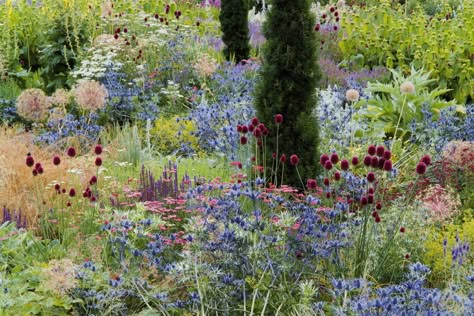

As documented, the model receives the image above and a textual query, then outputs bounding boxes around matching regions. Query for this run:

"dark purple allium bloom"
[376,145,385,157]
[253,128,262,138]
[323,177,330,186]
[363,155,372,166]
[383,160,393,171]
[416,162,427,175]
[26,154,34,167]
[290,154,299,166]
[375,216,381,223]
[69,188,76,197]
[421,155,431,166]
[360,196,368,206]
[32,169,38,176]
[400,226,406,233]
[307,179,317,189]
[242,125,248,134]
[37,166,44,174]
[383,150,392,160]
[352,156,359,166]
[320,154,330,166]
[95,157,102,167]
[334,171,341,181]
[94,145,103,155]
[251,117,259,126]
[54,184,60,191]
[240,136,247,145]
[280,154,287,164]
[340,159,349,171]
[89,175,98,185]
[53,156,61,166]
[376,202,382,210]
[368,194,374,204]
[67,147,76,157]
[370,156,379,168]
[378,157,386,169]
[274,114,283,124]
[330,153,339,164]
[237,125,243,133]
[324,160,333,170]
[367,145,376,156]
[367,172,375,183]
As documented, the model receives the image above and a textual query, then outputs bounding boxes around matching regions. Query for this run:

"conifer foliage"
[255,0,322,187]
[219,0,251,62]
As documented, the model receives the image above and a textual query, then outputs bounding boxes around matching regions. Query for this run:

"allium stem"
[275,125,279,186]
[391,94,407,152]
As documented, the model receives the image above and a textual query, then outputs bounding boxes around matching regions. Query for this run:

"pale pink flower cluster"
[49,88,70,107]
[193,54,218,77]
[420,184,461,223]
[16,88,50,121]
[42,259,78,295]
[442,141,474,171]
[73,79,108,111]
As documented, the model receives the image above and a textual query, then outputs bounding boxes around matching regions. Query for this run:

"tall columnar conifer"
[255,0,321,187]
[219,0,250,62]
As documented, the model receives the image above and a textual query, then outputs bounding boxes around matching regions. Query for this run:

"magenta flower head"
[352,156,359,166]
[334,171,341,181]
[323,177,330,186]
[242,125,248,134]
[67,147,76,157]
[248,124,255,132]
[360,196,368,206]
[251,117,259,126]
[240,136,247,145]
[95,157,103,167]
[54,184,61,191]
[280,154,287,164]
[94,144,103,155]
[370,156,379,168]
[383,160,393,171]
[416,162,427,175]
[376,145,385,157]
[53,156,61,166]
[290,154,299,166]
[262,127,269,136]
[383,150,392,160]
[367,145,376,156]
[274,114,283,124]
[340,159,349,171]
[320,154,329,166]
[367,172,376,183]
[237,124,243,133]
[368,194,374,204]
[35,162,42,170]
[307,179,317,189]
[324,160,333,170]
[330,153,339,164]
[378,157,386,169]
[26,153,34,167]
[89,175,98,185]
[363,155,372,166]
[37,166,44,174]
[32,169,38,176]
[69,188,76,197]
[253,128,262,138]
[421,155,431,166]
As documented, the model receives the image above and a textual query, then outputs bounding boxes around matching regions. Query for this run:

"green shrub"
[219,0,251,62]
[255,0,322,188]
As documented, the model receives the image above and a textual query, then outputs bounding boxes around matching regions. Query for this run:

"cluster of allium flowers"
[16,88,50,121]
[49,89,70,107]
[419,184,461,223]
[73,79,108,111]
[400,81,415,94]
[193,53,218,77]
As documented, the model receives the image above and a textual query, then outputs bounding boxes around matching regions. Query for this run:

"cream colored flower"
[101,1,113,18]
[73,79,108,111]
[42,259,78,295]
[345,89,360,102]
[400,81,415,94]
[50,88,70,107]
[16,88,50,121]
[193,54,218,77]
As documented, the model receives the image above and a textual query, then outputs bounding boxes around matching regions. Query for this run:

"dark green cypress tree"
[219,0,250,62]
[254,0,321,188]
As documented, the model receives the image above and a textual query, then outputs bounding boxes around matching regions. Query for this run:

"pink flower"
[290,154,299,166]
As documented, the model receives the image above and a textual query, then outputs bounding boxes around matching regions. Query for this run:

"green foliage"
[255,0,322,187]
[423,212,474,288]
[219,0,251,62]
[355,67,458,140]
[150,116,200,155]
[339,0,474,103]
